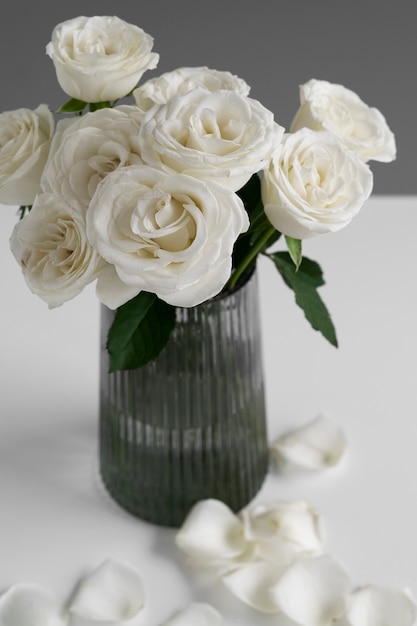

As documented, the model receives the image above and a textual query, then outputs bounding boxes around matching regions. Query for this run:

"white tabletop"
[1,195,416,624]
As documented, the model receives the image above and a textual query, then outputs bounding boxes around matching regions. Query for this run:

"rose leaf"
[270,252,338,347]
[56,98,88,114]
[106,292,176,372]
[285,235,302,270]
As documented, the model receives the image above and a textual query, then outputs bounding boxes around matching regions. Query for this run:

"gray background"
[1,0,415,194]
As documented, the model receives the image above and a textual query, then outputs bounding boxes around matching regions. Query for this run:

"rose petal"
[0,584,68,626]
[96,263,140,310]
[271,414,347,471]
[242,499,324,559]
[69,558,145,622]
[344,585,417,626]
[221,561,289,613]
[161,602,225,625]
[176,499,248,566]
[269,555,351,625]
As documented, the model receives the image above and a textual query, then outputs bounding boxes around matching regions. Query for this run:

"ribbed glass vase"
[99,269,269,527]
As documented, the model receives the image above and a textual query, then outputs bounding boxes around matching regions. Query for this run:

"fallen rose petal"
[271,414,347,471]
[0,584,68,626]
[221,561,290,613]
[269,554,351,625]
[343,584,417,626]
[176,499,248,566]
[69,558,145,622]
[161,602,225,625]
[242,499,324,560]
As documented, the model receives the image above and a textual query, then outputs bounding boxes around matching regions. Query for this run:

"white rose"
[138,88,284,191]
[261,128,373,239]
[10,193,105,307]
[87,165,249,308]
[46,15,159,103]
[41,106,143,209]
[133,66,250,111]
[290,78,396,162]
[0,104,54,206]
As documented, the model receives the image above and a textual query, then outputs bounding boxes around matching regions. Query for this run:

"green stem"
[18,205,32,220]
[247,207,268,231]
[228,224,276,289]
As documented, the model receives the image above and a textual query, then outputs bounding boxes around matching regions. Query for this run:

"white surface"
[0,196,416,624]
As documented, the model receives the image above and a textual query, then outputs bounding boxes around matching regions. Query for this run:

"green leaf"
[89,101,112,111]
[56,98,88,114]
[285,235,302,270]
[237,173,262,213]
[251,221,281,251]
[270,252,338,347]
[106,292,176,372]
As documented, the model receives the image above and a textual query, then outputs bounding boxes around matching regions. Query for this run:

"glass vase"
[99,269,269,527]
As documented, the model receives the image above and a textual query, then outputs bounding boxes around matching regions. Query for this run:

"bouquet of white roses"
[1,15,396,372]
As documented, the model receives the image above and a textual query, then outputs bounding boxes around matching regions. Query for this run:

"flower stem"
[228,224,276,289]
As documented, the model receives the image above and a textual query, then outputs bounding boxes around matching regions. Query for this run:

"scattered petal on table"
[269,554,351,625]
[242,499,324,560]
[176,499,248,565]
[271,414,348,471]
[343,584,417,626]
[161,602,225,625]
[221,560,290,613]
[69,558,145,622]
[0,584,68,626]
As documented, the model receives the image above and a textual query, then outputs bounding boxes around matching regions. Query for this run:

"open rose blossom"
[290,79,396,163]
[133,66,250,111]
[41,105,143,209]
[137,88,283,191]
[46,16,159,103]
[10,193,105,308]
[261,128,373,239]
[86,165,249,308]
[0,105,54,206]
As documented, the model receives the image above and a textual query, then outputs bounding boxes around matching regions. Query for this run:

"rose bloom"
[290,78,396,163]
[133,66,250,111]
[87,165,249,308]
[261,128,373,239]
[41,106,143,209]
[138,88,284,191]
[10,193,105,307]
[0,104,54,206]
[46,15,159,103]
